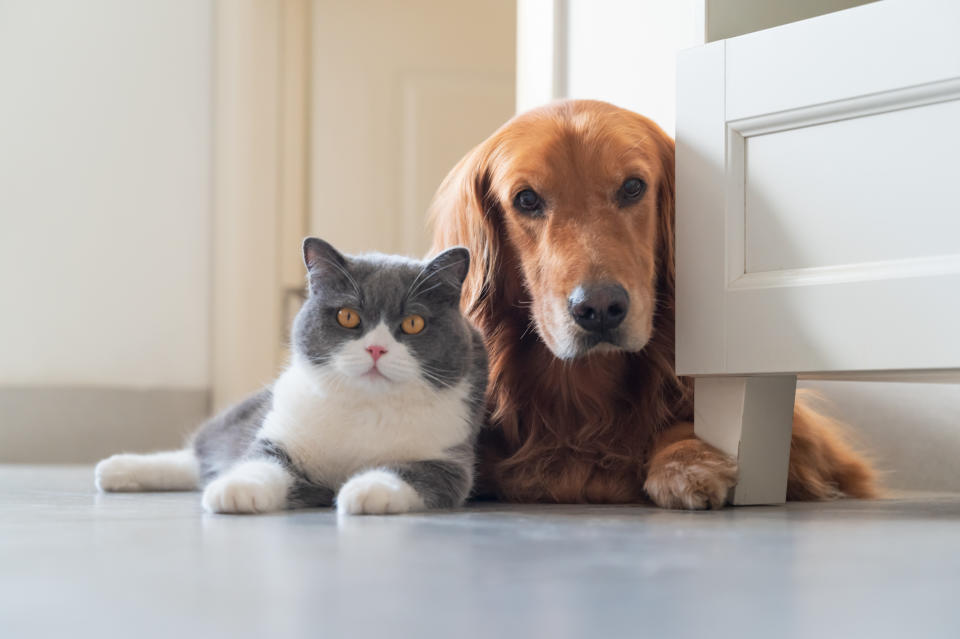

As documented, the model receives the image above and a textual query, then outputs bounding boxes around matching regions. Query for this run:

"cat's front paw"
[95,454,144,492]
[337,469,425,515]
[644,439,738,510]
[202,461,289,514]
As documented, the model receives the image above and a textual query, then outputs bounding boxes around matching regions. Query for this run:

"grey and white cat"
[95,238,488,515]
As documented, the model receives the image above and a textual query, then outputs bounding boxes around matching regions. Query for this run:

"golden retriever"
[429,99,877,508]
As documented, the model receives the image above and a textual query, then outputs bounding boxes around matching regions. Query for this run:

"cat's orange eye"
[401,314,425,335]
[336,308,361,329]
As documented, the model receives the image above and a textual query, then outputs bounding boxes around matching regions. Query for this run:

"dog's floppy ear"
[428,134,503,321]
[650,123,676,307]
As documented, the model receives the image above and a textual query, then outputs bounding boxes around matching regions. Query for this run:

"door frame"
[211,0,311,411]
[515,0,568,112]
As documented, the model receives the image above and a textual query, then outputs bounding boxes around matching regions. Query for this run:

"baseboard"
[0,386,210,463]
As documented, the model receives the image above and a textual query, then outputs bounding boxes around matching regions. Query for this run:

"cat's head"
[292,237,474,391]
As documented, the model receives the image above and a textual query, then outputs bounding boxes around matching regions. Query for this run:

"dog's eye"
[513,189,544,215]
[618,178,647,205]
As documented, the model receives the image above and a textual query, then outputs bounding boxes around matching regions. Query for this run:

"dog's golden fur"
[430,99,878,507]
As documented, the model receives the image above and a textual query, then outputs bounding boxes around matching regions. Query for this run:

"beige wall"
[565,0,704,137]
[0,0,213,460]
[0,0,518,461]
[0,0,212,389]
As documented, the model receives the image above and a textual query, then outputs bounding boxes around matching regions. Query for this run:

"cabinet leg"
[693,376,796,505]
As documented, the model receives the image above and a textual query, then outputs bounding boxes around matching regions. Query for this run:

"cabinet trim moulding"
[728,76,960,137]
[723,76,960,290]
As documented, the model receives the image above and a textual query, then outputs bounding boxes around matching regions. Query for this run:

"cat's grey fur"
[95,238,487,515]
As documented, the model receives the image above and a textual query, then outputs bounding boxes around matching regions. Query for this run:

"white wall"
[565,0,703,136]
[803,381,960,492]
[0,0,212,389]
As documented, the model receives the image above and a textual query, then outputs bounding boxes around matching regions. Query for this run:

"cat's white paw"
[95,454,144,492]
[336,469,425,515]
[95,450,199,492]
[202,460,290,514]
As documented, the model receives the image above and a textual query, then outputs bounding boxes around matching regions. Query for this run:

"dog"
[429,99,878,508]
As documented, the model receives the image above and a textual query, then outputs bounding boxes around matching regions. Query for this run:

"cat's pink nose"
[366,345,387,362]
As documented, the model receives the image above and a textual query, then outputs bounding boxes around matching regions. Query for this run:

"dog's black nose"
[568,283,629,333]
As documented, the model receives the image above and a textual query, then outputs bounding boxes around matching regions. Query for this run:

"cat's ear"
[423,247,470,292]
[302,237,352,295]
[302,237,345,272]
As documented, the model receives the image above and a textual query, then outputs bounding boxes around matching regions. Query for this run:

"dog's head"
[430,100,676,361]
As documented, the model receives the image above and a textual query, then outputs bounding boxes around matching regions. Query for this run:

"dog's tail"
[95,449,199,493]
[787,391,881,500]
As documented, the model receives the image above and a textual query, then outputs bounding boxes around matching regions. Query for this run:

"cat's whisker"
[319,256,364,301]
[405,259,464,301]
[410,280,448,299]
[380,359,457,387]
[417,362,460,376]
[404,262,439,300]
[418,370,451,387]
[395,362,450,382]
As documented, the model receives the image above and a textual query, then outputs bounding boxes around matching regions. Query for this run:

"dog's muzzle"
[568,283,629,334]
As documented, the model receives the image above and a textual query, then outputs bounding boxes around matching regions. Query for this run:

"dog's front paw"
[644,440,738,510]
[201,461,289,514]
[336,469,425,515]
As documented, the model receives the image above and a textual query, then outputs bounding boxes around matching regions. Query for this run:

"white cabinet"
[676,0,960,502]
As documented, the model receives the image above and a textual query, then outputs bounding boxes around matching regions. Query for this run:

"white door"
[310,0,517,258]
[676,0,960,501]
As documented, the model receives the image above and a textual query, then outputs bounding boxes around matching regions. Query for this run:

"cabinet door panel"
[677,0,960,376]
[744,99,960,274]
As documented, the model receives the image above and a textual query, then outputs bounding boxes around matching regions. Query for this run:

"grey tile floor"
[2,465,959,639]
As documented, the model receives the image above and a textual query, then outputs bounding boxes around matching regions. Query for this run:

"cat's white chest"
[258,361,472,486]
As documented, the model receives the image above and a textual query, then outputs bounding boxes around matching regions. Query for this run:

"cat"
[94,238,488,515]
